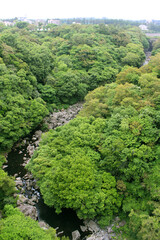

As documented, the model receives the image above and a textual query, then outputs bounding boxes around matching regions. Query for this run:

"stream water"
[4,48,153,239]
[5,103,90,240]
[6,135,89,239]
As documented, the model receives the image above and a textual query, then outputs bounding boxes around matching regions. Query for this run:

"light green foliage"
[78,85,109,118]
[0,23,152,236]
[79,82,146,118]
[121,43,145,67]
[100,107,159,180]
[0,205,58,240]
[116,66,141,85]
[27,117,121,222]
[128,208,160,240]
[0,24,148,112]
[77,56,160,235]
[148,53,160,77]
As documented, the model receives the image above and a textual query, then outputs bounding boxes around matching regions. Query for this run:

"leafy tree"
[0,205,59,240]
[122,43,145,67]
[116,66,141,85]
[16,21,29,29]
[27,117,121,224]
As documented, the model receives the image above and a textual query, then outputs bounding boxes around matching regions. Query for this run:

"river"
[4,48,153,239]
[5,103,90,240]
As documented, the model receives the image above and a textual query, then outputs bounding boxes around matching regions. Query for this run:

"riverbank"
[5,103,88,239]
[5,101,126,240]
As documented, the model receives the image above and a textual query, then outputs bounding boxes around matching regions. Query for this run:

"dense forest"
[1,22,160,239]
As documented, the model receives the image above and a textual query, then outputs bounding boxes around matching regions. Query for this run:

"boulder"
[2,165,8,169]
[80,225,88,232]
[72,230,81,240]
[86,231,109,240]
[39,221,50,230]
[18,204,38,220]
[17,194,28,205]
[34,130,42,140]
[15,177,23,187]
[84,220,100,232]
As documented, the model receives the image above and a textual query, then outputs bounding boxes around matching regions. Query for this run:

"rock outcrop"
[44,103,83,130]
[72,230,81,240]
[18,204,38,220]
[84,219,126,240]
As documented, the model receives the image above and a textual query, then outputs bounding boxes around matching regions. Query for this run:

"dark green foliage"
[0,155,16,209]
[16,21,29,29]
[0,66,49,151]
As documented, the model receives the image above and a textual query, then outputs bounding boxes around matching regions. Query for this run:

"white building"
[139,25,148,31]
[48,19,60,25]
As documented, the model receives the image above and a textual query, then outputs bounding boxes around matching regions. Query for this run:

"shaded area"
[6,145,29,178]
[5,142,89,239]
[36,197,88,239]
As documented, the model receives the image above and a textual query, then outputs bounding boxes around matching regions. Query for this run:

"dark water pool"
[36,197,88,239]
[6,144,88,239]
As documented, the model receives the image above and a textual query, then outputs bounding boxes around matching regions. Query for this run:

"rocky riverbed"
[143,51,152,66]
[5,102,125,239]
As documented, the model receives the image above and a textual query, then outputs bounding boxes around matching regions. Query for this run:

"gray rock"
[34,130,42,139]
[72,230,81,240]
[17,194,28,205]
[115,216,120,222]
[15,178,23,187]
[80,225,88,232]
[20,188,25,193]
[102,236,109,240]
[84,220,100,232]
[107,227,113,234]
[18,204,38,220]
[86,229,111,240]
[39,221,50,230]
[2,165,8,169]
[30,195,38,203]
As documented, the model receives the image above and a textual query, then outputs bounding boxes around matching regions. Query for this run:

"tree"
[16,21,29,29]
[27,117,121,224]
[116,66,141,85]
[0,205,59,240]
